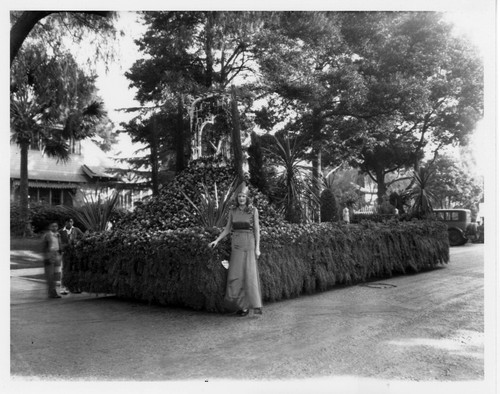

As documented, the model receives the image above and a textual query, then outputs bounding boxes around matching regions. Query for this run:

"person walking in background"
[42,222,63,299]
[209,183,263,317]
[342,205,350,223]
[59,218,84,294]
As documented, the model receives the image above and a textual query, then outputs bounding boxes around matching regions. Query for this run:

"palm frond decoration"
[62,191,119,232]
[182,178,240,228]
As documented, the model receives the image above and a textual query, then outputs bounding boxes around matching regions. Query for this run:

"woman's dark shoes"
[254,308,262,315]
[236,309,249,317]
[49,294,61,299]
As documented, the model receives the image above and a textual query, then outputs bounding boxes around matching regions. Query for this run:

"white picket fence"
[354,206,376,215]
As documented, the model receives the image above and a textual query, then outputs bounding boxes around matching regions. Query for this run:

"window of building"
[51,190,61,205]
[63,190,74,206]
[69,138,81,155]
[38,188,50,204]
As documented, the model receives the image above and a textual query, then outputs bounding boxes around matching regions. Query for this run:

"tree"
[247,131,270,196]
[91,118,118,152]
[11,44,106,235]
[127,11,263,100]
[118,110,178,196]
[255,12,369,219]
[346,121,423,202]
[320,188,339,222]
[10,11,116,236]
[10,11,115,65]
[125,12,269,176]
[339,12,483,200]
[263,134,314,223]
[426,154,483,213]
[323,167,364,209]
[408,167,436,219]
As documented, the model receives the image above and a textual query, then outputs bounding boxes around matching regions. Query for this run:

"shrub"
[320,188,339,222]
[10,201,26,236]
[64,220,449,312]
[377,200,396,215]
[29,203,72,233]
[109,207,129,225]
[10,201,93,236]
[389,191,406,214]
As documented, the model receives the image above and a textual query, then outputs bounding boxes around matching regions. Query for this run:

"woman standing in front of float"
[209,184,263,316]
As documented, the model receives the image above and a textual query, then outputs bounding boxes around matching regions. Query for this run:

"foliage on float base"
[115,157,283,231]
[63,220,449,312]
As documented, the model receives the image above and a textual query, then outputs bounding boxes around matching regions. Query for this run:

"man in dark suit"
[59,218,84,294]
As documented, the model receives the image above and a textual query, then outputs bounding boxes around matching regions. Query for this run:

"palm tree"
[409,167,436,219]
[11,45,106,235]
[264,134,317,223]
[11,98,106,236]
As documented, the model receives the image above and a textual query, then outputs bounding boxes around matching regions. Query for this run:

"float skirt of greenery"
[63,220,449,312]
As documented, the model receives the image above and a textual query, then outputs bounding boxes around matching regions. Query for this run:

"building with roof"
[10,138,150,209]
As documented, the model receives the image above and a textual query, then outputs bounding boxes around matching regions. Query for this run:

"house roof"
[10,140,119,184]
[81,164,117,180]
[11,180,82,189]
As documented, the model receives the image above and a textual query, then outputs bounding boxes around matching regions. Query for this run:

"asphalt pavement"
[9,243,490,387]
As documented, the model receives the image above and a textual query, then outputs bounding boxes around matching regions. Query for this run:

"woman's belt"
[232,222,251,230]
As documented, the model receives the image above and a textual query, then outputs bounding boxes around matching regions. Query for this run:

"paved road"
[10,243,486,383]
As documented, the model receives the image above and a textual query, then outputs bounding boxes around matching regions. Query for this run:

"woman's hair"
[232,192,253,211]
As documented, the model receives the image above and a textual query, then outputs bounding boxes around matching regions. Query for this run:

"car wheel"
[448,228,464,246]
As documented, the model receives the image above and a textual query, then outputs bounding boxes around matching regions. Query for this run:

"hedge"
[10,202,86,235]
[63,220,449,312]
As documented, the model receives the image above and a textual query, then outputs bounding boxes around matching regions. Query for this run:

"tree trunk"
[286,169,301,224]
[19,141,32,236]
[311,107,323,222]
[311,149,322,222]
[149,121,159,196]
[11,11,51,65]
[376,169,387,203]
[248,131,268,195]
[231,85,244,183]
[204,12,215,88]
[175,94,186,173]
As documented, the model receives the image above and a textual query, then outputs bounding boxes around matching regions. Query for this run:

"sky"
[93,12,148,158]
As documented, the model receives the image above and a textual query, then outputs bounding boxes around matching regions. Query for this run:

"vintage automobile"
[434,208,477,246]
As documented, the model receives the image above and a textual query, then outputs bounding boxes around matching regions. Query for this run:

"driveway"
[10,243,488,384]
